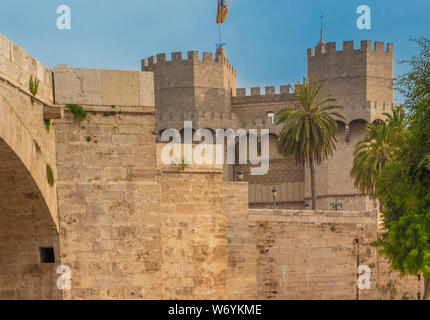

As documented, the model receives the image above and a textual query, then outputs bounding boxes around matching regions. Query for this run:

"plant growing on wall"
[29,76,39,97]
[259,222,268,229]
[66,104,87,121]
[44,119,51,132]
[175,157,190,171]
[276,78,344,210]
[46,164,54,186]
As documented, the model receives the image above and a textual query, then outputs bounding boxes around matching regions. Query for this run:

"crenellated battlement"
[141,50,236,74]
[307,41,393,58]
[235,85,293,97]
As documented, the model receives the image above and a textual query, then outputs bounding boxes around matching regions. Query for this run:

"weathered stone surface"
[0,34,420,301]
[250,209,420,300]
[159,171,228,299]
[54,66,155,107]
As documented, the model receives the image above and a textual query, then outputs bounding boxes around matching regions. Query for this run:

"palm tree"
[350,107,406,199]
[276,78,344,210]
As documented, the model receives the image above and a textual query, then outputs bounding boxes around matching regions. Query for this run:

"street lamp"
[304,201,310,209]
[272,186,277,209]
[237,169,244,182]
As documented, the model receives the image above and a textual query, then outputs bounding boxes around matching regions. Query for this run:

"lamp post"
[272,186,277,209]
[237,169,244,182]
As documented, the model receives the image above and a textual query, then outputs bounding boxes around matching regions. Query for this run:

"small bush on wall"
[66,104,87,121]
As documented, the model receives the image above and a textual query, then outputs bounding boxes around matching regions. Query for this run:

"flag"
[216,0,229,24]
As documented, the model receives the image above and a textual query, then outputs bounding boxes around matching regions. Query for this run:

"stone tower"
[141,47,238,181]
[306,40,395,211]
[141,46,237,132]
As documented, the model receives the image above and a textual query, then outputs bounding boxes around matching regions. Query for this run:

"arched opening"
[0,139,60,300]
[349,119,368,142]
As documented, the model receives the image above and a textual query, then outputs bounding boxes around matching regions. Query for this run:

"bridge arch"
[0,93,60,299]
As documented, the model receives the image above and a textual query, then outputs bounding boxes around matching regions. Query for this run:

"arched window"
[266,111,275,124]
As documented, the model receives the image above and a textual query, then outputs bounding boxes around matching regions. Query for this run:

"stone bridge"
[0,34,61,299]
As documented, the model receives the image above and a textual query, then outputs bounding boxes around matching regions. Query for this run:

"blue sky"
[1,0,429,103]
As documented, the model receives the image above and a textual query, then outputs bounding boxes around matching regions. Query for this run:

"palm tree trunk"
[424,277,430,300]
[310,160,317,210]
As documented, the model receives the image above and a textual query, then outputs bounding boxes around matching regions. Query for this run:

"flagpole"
[219,24,222,46]
[216,0,227,48]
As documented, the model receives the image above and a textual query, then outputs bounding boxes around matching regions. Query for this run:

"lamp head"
[237,170,244,181]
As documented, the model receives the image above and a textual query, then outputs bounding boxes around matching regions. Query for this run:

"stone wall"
[305,120,375,211]
[0,33,58,226]
[250,209,420,300]
[54,67,162,299]
[0,33,60,299]
[223,182,257,299]
[159,169,227,299]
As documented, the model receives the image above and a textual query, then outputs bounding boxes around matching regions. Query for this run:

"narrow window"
[266,112,275,124]
[39,247,55,263]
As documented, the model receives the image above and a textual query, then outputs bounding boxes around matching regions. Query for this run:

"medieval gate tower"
[307,40,395,210]
[142,39,395,211]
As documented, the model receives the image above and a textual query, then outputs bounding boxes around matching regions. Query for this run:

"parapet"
[0,33,53,103]
[235,85,292,97]
[232,85,297,105]
[53,66,155,107]
[307,41,393,58]
[141,50,236,75]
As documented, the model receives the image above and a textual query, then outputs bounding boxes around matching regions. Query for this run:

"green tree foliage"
[376,38,430,299]
[66,104,87,121]
[46,164,54,186]
[276,78,344,209]
[351,107,406,198]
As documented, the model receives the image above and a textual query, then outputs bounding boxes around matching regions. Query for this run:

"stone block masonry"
[160,169,228,299]
[0,33,59,299]
[224,182,257,299]
[249,209,420,300]
[53,65,162,299]
[54,66,230,299]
